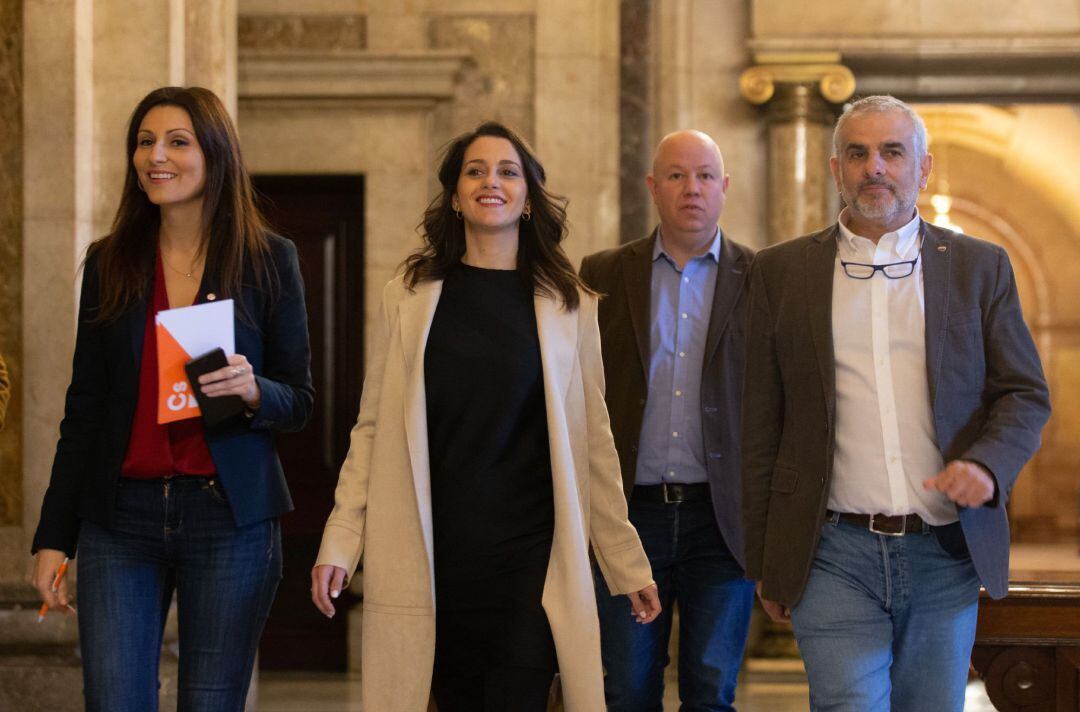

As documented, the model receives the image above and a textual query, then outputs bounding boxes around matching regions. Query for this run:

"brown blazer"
[316,276,653,711]
[742,222,1051,606]
[580,230,755,568]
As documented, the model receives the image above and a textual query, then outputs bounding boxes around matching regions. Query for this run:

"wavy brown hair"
[89,86,273,322]
[403,121,592,311]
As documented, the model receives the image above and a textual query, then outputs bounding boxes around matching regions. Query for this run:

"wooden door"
[253,175,364,670]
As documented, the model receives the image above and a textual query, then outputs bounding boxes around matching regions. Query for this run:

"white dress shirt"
[829,210,957,525]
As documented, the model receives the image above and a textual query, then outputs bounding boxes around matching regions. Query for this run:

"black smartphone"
[184,348,246,428]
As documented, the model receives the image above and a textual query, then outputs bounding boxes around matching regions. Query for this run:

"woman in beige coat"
[311,122,660,711]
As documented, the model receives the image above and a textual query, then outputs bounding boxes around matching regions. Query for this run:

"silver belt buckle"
[868,513,906,537]
[663,484,674,504]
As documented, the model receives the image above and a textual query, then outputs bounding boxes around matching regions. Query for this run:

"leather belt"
[633,483,710,504]
[828,510,929,537]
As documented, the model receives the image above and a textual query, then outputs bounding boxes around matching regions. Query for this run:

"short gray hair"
[833,95,928,159]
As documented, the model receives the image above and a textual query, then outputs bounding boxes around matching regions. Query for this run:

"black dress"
[424,263,557,682]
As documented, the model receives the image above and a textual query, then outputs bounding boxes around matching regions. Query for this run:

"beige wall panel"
[239,0,535,16]
[535,0,620,264]
[240,0,369,13]
[752,0,1080,36]
[918,0,1080,34]
[428,14,535,141]
[681,0,768,249]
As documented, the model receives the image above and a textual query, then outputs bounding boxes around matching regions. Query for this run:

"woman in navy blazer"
[30,86,313,712]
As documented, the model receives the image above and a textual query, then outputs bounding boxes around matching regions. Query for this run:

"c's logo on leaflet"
[166,381,198,411]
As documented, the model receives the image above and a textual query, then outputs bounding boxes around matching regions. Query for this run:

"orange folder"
[155,300,235,424]
[156,322,201,423]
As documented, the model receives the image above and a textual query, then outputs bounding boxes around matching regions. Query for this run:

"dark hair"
[89,86,273,322]
[403,121,592,311]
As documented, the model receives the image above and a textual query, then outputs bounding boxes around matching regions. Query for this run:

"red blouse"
[120,252,216,478]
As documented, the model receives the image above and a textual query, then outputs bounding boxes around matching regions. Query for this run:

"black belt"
[633,483,710,504]
[828,510,929,536]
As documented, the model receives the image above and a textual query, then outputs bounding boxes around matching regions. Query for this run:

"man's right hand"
[755,581,790,622]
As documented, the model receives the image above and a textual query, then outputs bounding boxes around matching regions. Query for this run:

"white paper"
[155,298,235,359]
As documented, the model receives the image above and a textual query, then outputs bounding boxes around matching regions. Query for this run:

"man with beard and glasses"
[742,96,1050,711]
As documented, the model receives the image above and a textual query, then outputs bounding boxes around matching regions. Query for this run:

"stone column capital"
[739,52,855,113]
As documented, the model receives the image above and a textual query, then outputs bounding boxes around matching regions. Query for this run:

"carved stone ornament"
[739,53,855,106]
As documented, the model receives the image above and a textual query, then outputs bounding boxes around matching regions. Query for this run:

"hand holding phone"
[185,348,247,427]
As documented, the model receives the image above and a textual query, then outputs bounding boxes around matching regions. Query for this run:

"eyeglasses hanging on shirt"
[840,255,919,280]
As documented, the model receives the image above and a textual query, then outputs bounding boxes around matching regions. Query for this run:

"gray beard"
[844,183,919,224]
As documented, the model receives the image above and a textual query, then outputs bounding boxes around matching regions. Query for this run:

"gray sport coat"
[742,221,1050,605]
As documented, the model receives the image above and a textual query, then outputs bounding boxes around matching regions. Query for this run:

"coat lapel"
[621,234,655,382]
[398,280,443,377]
[398,279,443,585]
[535,293,579,403]
[703,234,749,366]
[806,228,838,417]
[921,222,950,409]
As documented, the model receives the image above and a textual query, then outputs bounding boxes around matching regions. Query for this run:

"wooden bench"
[972,582,1080,711]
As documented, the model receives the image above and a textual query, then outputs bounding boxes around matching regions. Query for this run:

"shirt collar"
[653,226,722,265]
[837,208,922,258]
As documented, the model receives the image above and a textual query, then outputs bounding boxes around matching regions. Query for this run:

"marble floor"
[257,671,996,711]
[257,543,1079,710]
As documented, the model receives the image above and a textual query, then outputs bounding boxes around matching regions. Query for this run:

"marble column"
[185,0,238,117]
[619,0,653,244]
[740,54,855,243]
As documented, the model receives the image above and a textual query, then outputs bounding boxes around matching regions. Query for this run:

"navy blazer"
[32,234,314,557]
[742,222,1051,605]
[580,229,755,570]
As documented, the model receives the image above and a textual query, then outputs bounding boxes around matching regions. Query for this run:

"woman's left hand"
[627,583,661,624]
[198,353,261,409]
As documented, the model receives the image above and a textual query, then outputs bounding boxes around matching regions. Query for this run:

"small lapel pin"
[936,245,947,253]
[207,293,217,301]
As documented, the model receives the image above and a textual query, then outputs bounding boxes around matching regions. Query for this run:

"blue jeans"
[790,517,980,712]
[77,476,282,712]
[595,497,755,711]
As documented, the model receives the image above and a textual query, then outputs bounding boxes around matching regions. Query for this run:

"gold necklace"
[161,251,202,283]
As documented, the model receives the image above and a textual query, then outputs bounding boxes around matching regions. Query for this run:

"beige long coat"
[316,276,653,711]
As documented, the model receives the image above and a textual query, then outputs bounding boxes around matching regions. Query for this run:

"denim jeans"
[77,476,282,712]
[790,517,980,712]
[595,497,755,712]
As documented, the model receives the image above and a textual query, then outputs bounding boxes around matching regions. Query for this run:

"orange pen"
[36,557,70,622]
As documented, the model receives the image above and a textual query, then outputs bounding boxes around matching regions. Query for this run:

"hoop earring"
[521,203,532,222]
[455,208,463,220]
